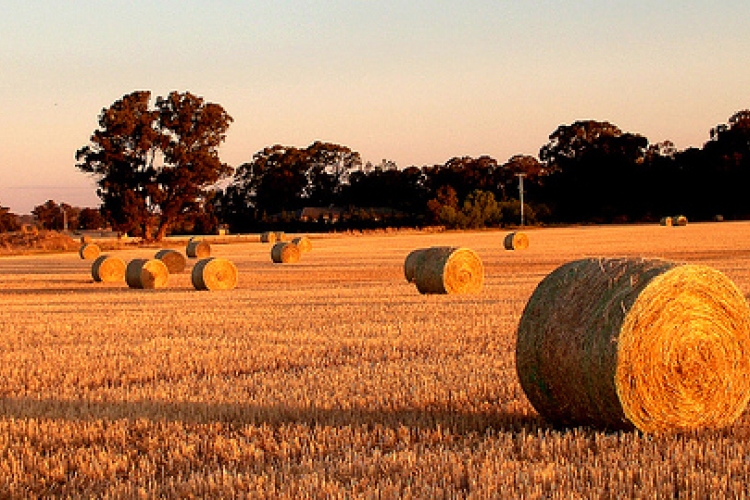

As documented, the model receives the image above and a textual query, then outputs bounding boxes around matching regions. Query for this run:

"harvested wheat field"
[1,223,750,498]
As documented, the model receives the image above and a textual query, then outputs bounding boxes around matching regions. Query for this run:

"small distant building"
[298,207,345,223]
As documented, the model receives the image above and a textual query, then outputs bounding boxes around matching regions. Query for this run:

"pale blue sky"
[1,1,749,213]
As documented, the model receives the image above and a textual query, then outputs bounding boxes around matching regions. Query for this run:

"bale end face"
[260,232,277,244]
[291,236,312,253]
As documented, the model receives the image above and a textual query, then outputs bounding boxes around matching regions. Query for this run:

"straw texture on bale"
[516,257,750,433]
[659,217,673,227]
[503,231,529,250]
[186,239,211,259]
[291,236,312,253]
[155,249,187,274]
[403,248,429,283]
[672,215,688,226]
[413,246,484,295]
[271,242,301,264]
[191,257,238,291]
[91,255,126,283]
[260,231,277,244]
[79,243,101,260]
[125,258,169,289]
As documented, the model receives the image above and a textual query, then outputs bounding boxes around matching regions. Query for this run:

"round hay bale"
[672,215,688,226]
[125,258,169,289]
[91,254,126,283]
[515,257,750,433]
[413,246,484,294]
[404,248,429,283]
[271,242,301,264]
[260,231,277,244]
[291,236,312,253]
[503,231,529,250]
[186,239,211,259]
[155,249,187,274]
[275,231,286,242]
[79,243,101,260]
[659,216,673,226]
[191,257,238,291]
[80,234,92,244]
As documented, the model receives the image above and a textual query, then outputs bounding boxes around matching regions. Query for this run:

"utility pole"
[517,173,526,226]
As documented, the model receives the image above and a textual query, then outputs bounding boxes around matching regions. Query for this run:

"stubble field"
[1,222,750,498]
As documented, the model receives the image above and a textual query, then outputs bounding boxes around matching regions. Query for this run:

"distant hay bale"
[20,224,38,236]
[291,236,312,253]
[659,217,673,226]
[672,215,688,226]
[125,258,169,289]
[516,257,750,433]
[91,254,126,283]
[260,231,277,244]
[80,235,92,244]
[191,257,238,291]
[413,246,484,294]
[271,242,301,264]
[186,239,211,259]
[503,231,529,250]
[275,231,286,242]
[79,243,101,260]
[155,249,187,274]
[404,248,429,283]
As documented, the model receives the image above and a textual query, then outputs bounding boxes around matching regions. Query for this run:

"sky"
[1,1,749,214]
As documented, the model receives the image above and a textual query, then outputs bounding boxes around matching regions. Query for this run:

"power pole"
[517,173,526,226]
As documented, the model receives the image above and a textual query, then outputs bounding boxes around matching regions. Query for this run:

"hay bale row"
[660,215,688,226]
[91,255,126,283]
[125,258,169,289]
[79,243,101,260]
[515,257,750,433]
[186,239,211,259]
[155,249,187,274]
[191,257,238,291]
[503,231,529,250]
[404,246,484,295]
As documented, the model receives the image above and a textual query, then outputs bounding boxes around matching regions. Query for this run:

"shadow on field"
[0,397,549,434]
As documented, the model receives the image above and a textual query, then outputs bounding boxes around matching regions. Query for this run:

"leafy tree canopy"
[76,90,233,241]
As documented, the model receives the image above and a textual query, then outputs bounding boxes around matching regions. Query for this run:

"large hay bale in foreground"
[291,236,312,253]
[125,258,169,289]
[79,243,101,260]
[516,257,750,433]
[91,254,126,283]
[404,248,429,283]
[672,215,688,226]
[503,231,529,250]
[260,231,277,244]
[659,216,673,226]
[191,257,238,291]
[271,242,301,264]
[186,239,211,259]
[413,246,484,294]
[155,249,187,274]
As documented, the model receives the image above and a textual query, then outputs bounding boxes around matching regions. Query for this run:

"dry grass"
[0,223,749,497]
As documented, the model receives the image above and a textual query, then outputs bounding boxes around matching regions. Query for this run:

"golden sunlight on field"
[0,223,750,497]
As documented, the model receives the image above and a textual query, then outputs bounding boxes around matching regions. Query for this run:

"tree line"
[3,91,749,240]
